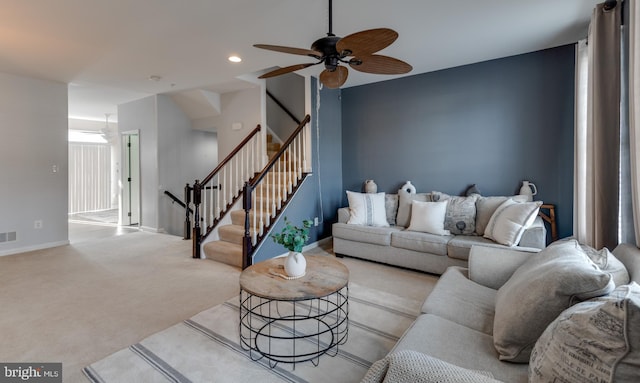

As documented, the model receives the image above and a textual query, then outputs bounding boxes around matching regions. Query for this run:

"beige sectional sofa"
[333,191,547,275]
[362,241,640,383]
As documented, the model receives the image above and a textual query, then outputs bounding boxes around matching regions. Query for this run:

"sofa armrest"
[613,243,640,284]
[468,245,540,290]
[337,207,350,223]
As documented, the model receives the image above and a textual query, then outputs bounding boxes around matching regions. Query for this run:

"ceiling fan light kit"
[254,0,412,89]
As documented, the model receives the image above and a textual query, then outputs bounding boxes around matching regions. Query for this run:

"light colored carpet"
[83,282,422,383]
[0,224,438,383]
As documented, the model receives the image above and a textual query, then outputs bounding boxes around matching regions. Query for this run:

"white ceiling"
[0,0,600,122]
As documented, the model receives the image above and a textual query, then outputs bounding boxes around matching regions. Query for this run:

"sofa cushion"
[421,267,496,335]
[361,350,500,383]
[391,230,450,256]
[346,191,389,227]
[529,283,640,383]
[493,240,615,363]
[484,199,542,247]
[396,190,431,228]
[432,192,478,235]
[475,195,528,235]
[393,314,529,383]
[447,235,504,261]
[332,222,400,246]
[407,200,450,236]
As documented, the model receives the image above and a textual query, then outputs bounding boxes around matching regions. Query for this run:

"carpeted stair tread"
[202,240,242,268]
[230,210,272,227]
[218,224,259,245]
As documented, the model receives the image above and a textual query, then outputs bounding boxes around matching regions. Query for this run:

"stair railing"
[188,125,263,258]
[242,114,311,268]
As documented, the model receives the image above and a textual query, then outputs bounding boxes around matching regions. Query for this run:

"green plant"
[271,217,313,252]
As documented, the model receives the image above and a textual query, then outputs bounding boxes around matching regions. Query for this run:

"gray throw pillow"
[475,195,529,235]
[396,190,431,228]
[432,192,478,235]
[445,195,478,235]
[384,194,399,226]
[554,239,631,286]
[475,196,509,236]
[493,240,615,363]
[530,283,640,383]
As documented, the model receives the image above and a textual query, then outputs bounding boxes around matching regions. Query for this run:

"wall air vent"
[0,232,17,243]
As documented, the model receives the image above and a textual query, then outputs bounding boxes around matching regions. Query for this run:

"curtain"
[630,0,640,246]
[574,2,621,250]
[574,40,589,244]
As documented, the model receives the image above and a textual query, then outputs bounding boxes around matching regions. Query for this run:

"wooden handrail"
[250,115,310,189]
[201,125,262,185]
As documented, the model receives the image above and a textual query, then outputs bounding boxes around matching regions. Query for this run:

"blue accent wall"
[253,81,343,262]
[341,45,576,240]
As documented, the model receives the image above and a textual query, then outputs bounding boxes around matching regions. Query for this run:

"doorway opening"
[121,131,140,226]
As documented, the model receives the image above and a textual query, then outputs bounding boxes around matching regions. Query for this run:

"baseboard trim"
[0,240,70,257]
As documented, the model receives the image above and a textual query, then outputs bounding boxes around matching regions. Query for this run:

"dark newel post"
[184,183,192,240]
[192,180,202,259]
[242,182,252,269]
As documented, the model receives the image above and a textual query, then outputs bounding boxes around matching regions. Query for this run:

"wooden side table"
[538,204,558,242]
[239,255,349,368]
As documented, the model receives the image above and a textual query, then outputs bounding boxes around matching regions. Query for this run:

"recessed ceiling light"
[228,55,242,63]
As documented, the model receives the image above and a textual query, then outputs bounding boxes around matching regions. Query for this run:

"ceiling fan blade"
[319,66,348,89]
[349,55,412,75]
[258,63,319,79]
[336,28,398,57]
[254,44,322,58]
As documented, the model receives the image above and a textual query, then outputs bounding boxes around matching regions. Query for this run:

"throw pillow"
[385,194,399,226]
[396,190,431,228]
[445,195,478,235]
[475,195,529,235]
[493,240,615,363]
[484,199,542,246]
[346,191,389,227]
[555,239,631,286]
[529,283,640,383]
[407,200,451,236]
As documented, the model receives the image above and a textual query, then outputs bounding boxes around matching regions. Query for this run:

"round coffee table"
[239,255,349,368]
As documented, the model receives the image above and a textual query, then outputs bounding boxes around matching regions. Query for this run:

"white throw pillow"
[484,199,542,246]
[407,200,451,236]
[346,191,389,227]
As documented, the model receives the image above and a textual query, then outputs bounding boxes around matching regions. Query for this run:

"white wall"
[0,73,68,256]
[211,88,261,161]
[118,94,218,236]
[117,95,159,231]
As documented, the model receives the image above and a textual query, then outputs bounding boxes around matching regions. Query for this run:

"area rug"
[83,283,422,383]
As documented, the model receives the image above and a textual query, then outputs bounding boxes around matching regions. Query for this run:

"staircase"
[190,116,311,269]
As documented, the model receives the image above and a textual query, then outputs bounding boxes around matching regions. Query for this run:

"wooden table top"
[239,255,349,300]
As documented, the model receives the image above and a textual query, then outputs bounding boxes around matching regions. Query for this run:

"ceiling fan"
[254,0,412,89]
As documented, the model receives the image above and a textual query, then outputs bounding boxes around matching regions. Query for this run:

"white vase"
[400,181,416,194]
[519,181,538,202]
[284,251,306,277]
